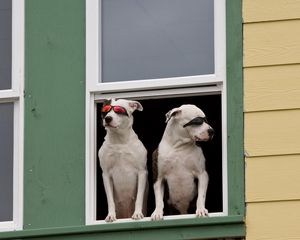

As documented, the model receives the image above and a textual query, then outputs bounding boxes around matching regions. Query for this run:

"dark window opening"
[96,94,223,220]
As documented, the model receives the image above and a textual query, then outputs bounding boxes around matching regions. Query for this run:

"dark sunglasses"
[183,117,207,128]
[101,104,129,117]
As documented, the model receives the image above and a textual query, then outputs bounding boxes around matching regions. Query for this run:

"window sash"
[0,0,24,232]
[86,0,226,93]
[86,86,228,225]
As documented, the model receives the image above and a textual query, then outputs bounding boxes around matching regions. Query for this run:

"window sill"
[0,215,245,239]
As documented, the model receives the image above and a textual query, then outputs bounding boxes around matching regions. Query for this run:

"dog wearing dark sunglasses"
[151,104,214,220]
[98,98,148,222]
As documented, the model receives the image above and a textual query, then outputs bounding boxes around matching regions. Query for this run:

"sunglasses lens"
[183,117,205,128]
[113,106,126,114]
[101,105,112,113]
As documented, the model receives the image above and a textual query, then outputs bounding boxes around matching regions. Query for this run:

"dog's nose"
[208,128,214,138]
[104,116,113,124]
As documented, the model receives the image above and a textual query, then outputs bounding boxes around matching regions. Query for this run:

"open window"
[86,2,244,238]
[86,0,231,224]
[95,93,224,220]
[0,0,24,232]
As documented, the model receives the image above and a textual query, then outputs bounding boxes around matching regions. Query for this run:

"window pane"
[0,0,12,90]
[102,0,214,82]
[0,103,14,221]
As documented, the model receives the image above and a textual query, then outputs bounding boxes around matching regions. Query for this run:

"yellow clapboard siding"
[246,155,300,202]
[244,64,300,112]
[246,201,300,240]
[244,19,300,67]
[245,109,300,157]
[243,0,300,23]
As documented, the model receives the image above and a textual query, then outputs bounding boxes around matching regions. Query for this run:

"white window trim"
[86,0,227,225]
[0,0,24,232]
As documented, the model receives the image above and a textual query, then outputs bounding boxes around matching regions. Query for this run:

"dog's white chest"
[159,145,205,176]
[99,141,146,205]
[99,144,143,172]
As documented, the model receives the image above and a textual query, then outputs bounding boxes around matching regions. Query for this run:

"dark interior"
[96,94,223,220]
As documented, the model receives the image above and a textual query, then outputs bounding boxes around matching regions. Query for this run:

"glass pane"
[0,103,14,221]
[0,0,12,90]
[102,0,214,82]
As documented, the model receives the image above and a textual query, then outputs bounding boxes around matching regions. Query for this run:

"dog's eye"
[100,105,112,118]
[102,105,112,113]
[113,106,127,114]
[190,117,204,125]
[100,105,129,117]
[183,117,206,128]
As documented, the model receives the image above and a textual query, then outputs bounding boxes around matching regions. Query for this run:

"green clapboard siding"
[24,0,86,229]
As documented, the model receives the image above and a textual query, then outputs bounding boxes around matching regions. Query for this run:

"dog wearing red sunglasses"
[151,104,214,220]
[98,98,148,222]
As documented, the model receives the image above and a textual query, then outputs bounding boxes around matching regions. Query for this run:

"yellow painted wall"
[243,1,300,239]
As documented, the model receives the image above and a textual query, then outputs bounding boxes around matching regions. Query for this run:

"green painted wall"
[24,0,85,229]
[226,0,244,216]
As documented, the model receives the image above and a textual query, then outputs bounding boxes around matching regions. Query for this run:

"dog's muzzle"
[195,128,214,147]
[207,128,214,139]
[104,116,113,124]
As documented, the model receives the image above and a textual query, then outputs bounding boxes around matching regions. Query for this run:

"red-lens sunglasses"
[101,104,128,117]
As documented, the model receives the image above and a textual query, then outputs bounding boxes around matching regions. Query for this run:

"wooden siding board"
[246,201,300,240]
[244,19,300,67]
[243,0,300,23]
[245,109,300,157]
[244,1,300,240]
[244,64,300,112]
[246,155,300,202]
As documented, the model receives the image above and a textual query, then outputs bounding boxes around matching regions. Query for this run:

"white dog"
[98,99,148,222]
[151,104,214,220]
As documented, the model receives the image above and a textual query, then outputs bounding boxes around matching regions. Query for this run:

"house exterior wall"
[243,1,300,239]
[1,0,246,239]
[2,0,298,239]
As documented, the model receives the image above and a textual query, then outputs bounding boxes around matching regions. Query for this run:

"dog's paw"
[132,211,144,220]
[196,207,208,217]
[105,212,117,222]
[151,209,164,221]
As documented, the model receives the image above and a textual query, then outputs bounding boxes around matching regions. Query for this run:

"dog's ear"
[165,108,182,123]
[128,100,143,112]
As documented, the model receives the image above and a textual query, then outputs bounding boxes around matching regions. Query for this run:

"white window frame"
[86,0,227,225]
[0,0,24,232]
